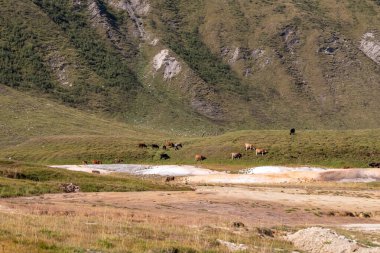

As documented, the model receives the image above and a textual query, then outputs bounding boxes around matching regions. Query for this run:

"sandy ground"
[1,186,379,228]
[51,164,223,176]
[51,164,380,184]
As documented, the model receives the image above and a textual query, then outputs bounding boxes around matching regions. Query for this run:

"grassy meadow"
[1,83,379,169]
[1,129,379,169]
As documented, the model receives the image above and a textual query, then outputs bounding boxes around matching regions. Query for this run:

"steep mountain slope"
[0,0,379,132]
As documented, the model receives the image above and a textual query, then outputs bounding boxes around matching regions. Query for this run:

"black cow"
[174,143,183,150]
[369,162,380,168]
[165,176,175,182]
[290,128,296,135]
[160,153,170,160]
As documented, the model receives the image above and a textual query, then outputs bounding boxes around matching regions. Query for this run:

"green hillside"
[0,84,379,168]
[0,0,379,132]
[0,84,164,147]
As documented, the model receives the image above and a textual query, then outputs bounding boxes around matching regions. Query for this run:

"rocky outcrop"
[107,0,150,16]
[60,183,80,193]
[228,47,240,64]
[105,0,149,39]
[216,239,248,252]
[190,94,223,121]
[318,34,342,55]
[47,54,73,87]
[286,227,380,253]
[129,0,150,16]
[72,0,82,6]
[87,0,135,57]
[360,32,380,65]
[222,46,271,76]
[150,38,159,46]
[280,25,300,52]
[153,49,181,79]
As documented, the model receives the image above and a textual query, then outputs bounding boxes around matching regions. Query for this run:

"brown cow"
[166,142,175,148]
[151,144,160,149]
[82,160,88,165]
[245,143,255,151]
[138,143,148,148]
[92,170,101,174]
[231,152,242,160]
[92,160,102,164]
[255,149,268,156]
[195,154,206,161]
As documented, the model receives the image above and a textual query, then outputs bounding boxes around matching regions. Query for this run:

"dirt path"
[1,186,379,228]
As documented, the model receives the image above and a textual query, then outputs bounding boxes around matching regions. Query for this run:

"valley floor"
[0,184,379,252]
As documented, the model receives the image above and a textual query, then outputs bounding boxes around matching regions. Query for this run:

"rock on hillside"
[88,0,136,57]
[152,49,181,79]
[286,227,380,253]
[106,0,149,39]
[360,32,380,65]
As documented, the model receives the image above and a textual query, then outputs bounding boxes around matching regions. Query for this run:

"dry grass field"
[0,184,380,252]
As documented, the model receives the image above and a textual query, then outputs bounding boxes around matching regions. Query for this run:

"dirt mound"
[286,227,380,253]
[319,169,380,182]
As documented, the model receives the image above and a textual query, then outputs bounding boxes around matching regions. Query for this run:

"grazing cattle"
[255,149,268,156]
[369,162,380,168]
[113,158,124,163]
[151,144,160,149]
[162,145,167,150]
[231,152,242,160]
[245,143,255,151]
[92,160,102,164]
[82,160,88,165]
[92,170,101,174]
[195,154,206,161]
[290,128,296,135]
[174,143,183,150]
[160,153,170,160]
[165,176,175,182]
[138,143,148,148]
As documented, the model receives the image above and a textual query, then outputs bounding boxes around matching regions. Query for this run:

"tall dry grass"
[0,203,296,252]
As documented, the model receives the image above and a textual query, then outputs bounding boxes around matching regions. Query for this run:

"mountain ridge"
[0,0,379,133]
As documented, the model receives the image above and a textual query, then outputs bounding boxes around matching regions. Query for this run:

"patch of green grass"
[0,161,188,198]
[97,239,115,249]
[1,129,379,169]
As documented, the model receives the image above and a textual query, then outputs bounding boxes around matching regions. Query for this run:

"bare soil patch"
[1,186,379,227]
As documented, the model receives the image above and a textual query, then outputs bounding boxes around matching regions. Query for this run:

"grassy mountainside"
[0,85,379,168]
[0,0,379,132]
[0,84,164,148]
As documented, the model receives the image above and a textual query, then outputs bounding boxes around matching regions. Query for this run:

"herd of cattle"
[81,128,379,167]
[137,141,269,162]
[81,141,269,165]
